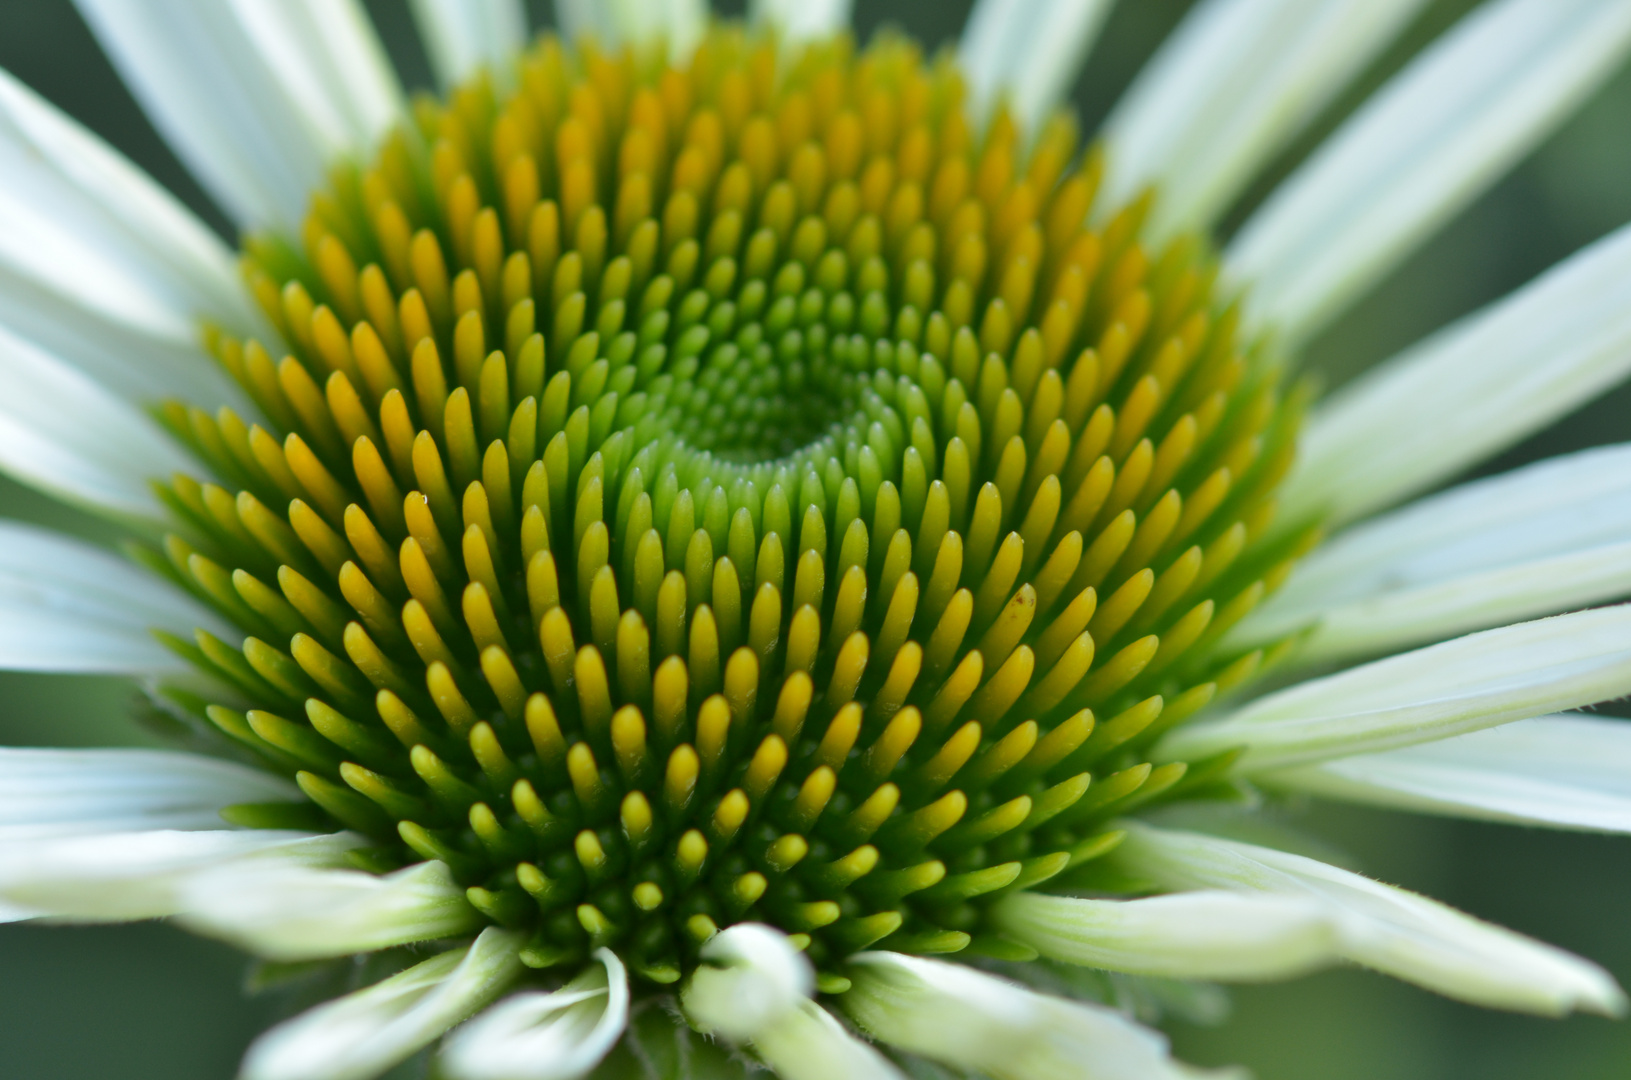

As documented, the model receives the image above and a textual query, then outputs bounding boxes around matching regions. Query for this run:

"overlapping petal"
[957,0,1116,132]
[409,0,528,90]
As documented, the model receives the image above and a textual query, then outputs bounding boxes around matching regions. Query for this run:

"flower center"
[149,27,1310,990]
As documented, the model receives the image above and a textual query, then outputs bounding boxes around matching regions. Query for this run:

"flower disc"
[151,26,1309,988]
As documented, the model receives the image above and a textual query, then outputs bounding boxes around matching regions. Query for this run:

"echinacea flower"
[4,0,1631,1076]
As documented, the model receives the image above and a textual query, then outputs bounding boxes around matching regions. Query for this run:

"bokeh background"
[2,1,1629,1076]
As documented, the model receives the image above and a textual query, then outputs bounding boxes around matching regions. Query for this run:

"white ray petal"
[1268,714,1631,833]
[1161,605,1631,771]
[1115,824,1626,1016]
[957,0,1116,133]
[409,0,527,90]
[1102,0,1429,237]
[73,0,404,228]
[1281,224,1631,527]
[179,859,482,961]
[843,950,1231,1080]
[0,67,254,405]
[1227,0,1631,348]
[0,326,192,519]
[241,927,525,1080]
[750,0,853,42]
[682,922,814,1041]
[556,0,707,60]
[441,949,629,1080]
[753,999,905,1080]
[0,829,356,922]
[991,889,1341,982]
[0,747,296,840]
[0,520,223,673]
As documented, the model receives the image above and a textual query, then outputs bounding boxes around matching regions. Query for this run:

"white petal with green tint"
[1281,223,1631,527]
[240,927,524,1080]
[753,999,905,1080]
[0,322,195,520]
[958,0,1116,132]
[556,0,707,59]
[1115,824,1627,1016]
[0,829,356,922]
[843,951,1230,1080]
[991,889,1340,981]
[0,520,227,672]
[1268,714,1631,833]
[73,0,403,228]
[1245,443,1631,657]
[441,949,629,1080]
[409,0,527,90]
[682,922,814,1042]
[1161,605,1631,771]
[750,0,853,41]
[0,746,297,840]
[0,66,252,405]
[1102,0,1428,237]
[179,859,482,960]
[1228,0,1631,348]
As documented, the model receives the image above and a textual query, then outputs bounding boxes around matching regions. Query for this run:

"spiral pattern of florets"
[145,27,1309,990]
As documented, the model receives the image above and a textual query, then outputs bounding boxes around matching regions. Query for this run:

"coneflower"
[3,1,1631,1078]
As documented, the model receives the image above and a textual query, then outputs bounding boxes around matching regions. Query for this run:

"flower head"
[4,0,1631,1077]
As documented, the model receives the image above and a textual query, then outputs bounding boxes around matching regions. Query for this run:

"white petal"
[682,922,814,1042]
[0,293,198,521]
[556,0,707,60]
[1268,714,1631,833]
[241,926,525,1080]
[843,951,1226,1080]
[957,0,1116,132]
[0,520,222,672]
[1227,0,1631,348]
[1244,443,1631,657]
[0,67,254,405]
[1281,223,1631,527]
[0,746,296,840]
[750,0,853,41]
[991,889,1341,982]
[409,0,527,90]
[179,859,482,960]
[1160,605,1631,771]
[1115,824,1627,1016]
[441,949,629,1080]
[752,999,905,1080]
[0,829,356,922]
[1101,0,1429,237]
[73,0,404,228]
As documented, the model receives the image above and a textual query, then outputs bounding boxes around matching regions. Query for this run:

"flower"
[3,0,1631,1077]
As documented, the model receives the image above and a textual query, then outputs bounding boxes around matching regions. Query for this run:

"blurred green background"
[2,0,1629,1076]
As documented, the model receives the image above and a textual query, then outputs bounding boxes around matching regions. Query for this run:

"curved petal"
[1268,714,1631,833]
[0,520,223,673]
[1102,0,1429,237]
[0,829,355,922]
[0,67,253,405]
[957,0,1116,132]
[1227,0,1631,348]
[441,949,629,1080]
[682,922,814,1041]
[73,0,404,228]
[240,927,525,1080]
[556,0,707,60]
[1241,443,1631,660]
[1114,824,1626,1017]
[750,0,853,42]
[991,889,1341,982]
[1281,221,1631,526]
[1161,605,1631,771]
[843,950,1231,1080]
[408,0,527,90]
[178,859,482,960]
[753,999,906,1080]
[0,323,195,520]
[0,746,296,840]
